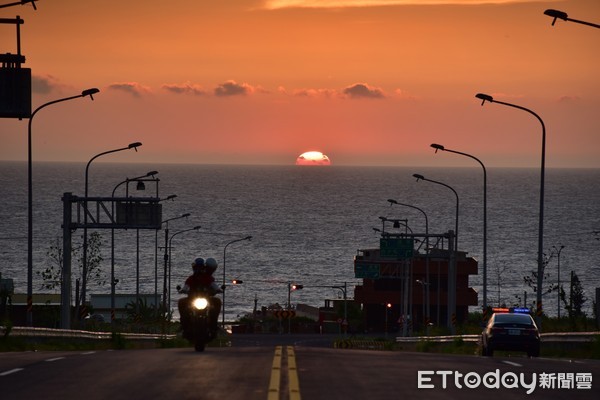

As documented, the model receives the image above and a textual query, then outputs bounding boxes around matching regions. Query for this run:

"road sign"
[380,238,414,259]
[355,262,380,279]
[273,310,296,319]
[116,201,162,229]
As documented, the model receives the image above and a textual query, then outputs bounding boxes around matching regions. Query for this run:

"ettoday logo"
[418,370,536,394]
[418,370,593,394]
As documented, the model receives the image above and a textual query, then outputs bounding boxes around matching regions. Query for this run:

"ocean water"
[1,162,599,320]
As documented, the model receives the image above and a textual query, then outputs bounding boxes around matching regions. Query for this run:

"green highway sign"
[380,238,414,259]
[355,263,380,279]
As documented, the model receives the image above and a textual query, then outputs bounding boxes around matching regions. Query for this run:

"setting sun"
[295,151,332,166]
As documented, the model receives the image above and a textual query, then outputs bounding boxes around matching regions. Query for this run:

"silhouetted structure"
[354,247,478,334]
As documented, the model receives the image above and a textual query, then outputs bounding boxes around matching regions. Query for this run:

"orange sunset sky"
[0,0,598,167]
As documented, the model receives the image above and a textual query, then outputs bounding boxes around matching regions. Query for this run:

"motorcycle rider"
[178,257,222,336]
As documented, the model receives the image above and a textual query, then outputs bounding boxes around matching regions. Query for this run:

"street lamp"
[413,173,459,330]
[544,9,600,29]
[413,174,458,251]
[378,216,412,234]
[431,143,488,310]
[222,236,252,328]
[27,87,99,326]
[161,213,191,312]
[168,226,201,311]
[476,92,546,322]
[388,199,430,328]
[81,141,142,320]
[552,245,565,318]
[0,0,37,9]
[110,170,158,325]
[155,195,177,308]
[330,283,348,336]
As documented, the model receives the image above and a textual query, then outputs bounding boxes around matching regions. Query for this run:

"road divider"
[268,346,282,400]
[268,345,302,400]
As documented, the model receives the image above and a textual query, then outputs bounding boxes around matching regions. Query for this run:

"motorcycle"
[178,287,218,352]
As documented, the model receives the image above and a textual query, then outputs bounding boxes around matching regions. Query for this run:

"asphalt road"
[1,335,598,400]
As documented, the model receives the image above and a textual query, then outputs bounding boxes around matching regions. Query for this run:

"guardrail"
[396,334,479,343]
[395,332,600,344]
[0,326,176,341]
[2,326,598,344]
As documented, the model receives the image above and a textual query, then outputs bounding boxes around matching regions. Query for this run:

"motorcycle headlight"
[192,297,209,310]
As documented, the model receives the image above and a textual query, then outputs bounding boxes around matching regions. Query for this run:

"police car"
[481,307,540,357]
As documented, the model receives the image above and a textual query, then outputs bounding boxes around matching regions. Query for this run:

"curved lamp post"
[476,92,546,321]
[388,199,430,327]
[0,1,37,10]
[544,9,600,29]
[431,143,488,310]
[222,236,252,328]
[81,141,142,320]
[168,225,201,312]
[161,212,190,312]
[110,171,158,325]
[413,174,458,251]
[155,195,177,309]
[27,88,99,326]
[387,200,429,244]
[413,173,459,330]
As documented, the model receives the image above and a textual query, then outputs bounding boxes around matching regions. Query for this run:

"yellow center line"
[267,345,302,400]
[267,346,282,400]
[287,346,301,400]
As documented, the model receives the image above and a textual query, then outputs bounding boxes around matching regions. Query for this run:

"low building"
[353,245,478,333]
[90,293,161,322]
[9,293,62,327]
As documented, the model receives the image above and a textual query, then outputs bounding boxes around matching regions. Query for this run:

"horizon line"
[0,159,597,170]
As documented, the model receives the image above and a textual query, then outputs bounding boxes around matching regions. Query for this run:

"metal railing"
[1,326,175,341]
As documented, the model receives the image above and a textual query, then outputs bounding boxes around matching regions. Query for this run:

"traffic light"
[291,284,303,290]
[232,279,243,285]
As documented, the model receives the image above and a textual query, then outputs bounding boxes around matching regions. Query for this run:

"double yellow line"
[268,346,301,400]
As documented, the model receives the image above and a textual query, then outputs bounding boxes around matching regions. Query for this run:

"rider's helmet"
[205,257,218,274]
[192,257,205,273]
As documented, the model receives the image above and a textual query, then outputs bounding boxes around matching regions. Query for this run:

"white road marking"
[502,361,522,367]
[0,368,24,376]
[45,357,65,362]
[80,351,96,355]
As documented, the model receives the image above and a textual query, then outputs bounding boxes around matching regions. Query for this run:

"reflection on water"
[0,162,599,319]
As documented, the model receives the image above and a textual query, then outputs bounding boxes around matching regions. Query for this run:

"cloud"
[558,95,581,103]
[162,82,207,96]
[264,0,547,9]
[343,83,385,99]
[214,80,255,97]
[31,74,63,94]
[394,88,418,100]
[107,82,152,97]
[293,88,338,98]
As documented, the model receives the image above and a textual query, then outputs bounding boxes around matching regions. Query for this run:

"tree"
[560,271,587,319]
[37,237,63,291]
[76,232,107,291]
[522,249,559,311]
[39,232,107,294]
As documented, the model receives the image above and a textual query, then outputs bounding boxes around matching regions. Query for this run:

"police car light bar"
[491,307,531,314]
